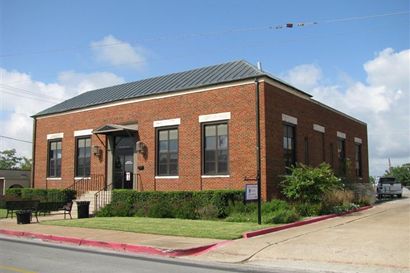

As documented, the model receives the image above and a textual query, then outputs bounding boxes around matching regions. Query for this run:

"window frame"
[201,121,229,176]
[355,143,362,177]
[156,126,179,177]
[47,138,62,178]
[304,136,309,165]
[337,137,346,175]
[75,136,92,178]
[283,123,296,171]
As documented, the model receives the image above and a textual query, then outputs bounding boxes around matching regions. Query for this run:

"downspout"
[31,117,37,189]
[255,78,262,225]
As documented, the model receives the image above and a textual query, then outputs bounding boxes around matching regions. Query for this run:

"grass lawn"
[42,217,272,240]
[0,209,7,218]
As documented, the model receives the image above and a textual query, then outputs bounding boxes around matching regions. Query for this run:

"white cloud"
[91,35,147,70]
[0,68,125,158]
[283,48,410,176]
[282,64,322,91]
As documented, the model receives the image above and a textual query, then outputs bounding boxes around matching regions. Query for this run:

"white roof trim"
[313,124,325,133]
[282,114,297,125]
[199,112,231,123]
[153,118,181,128]
[354,137,363,144]
[337,131,346,139]
[47,133,63,140]
[74,129,93,137]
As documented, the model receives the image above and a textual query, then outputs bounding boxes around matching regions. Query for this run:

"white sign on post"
[126,172,131,181]
[245,184,258,201]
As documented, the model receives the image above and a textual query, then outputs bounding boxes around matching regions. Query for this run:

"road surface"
[0,236,304,273]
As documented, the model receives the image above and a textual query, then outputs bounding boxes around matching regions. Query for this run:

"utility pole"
[255,73,262,225]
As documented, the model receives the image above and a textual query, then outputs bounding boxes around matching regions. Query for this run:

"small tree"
[281,163,342,203]
[385,163,410,186]
[0,149,32,170]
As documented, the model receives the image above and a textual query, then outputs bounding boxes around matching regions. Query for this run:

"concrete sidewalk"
[186,194,410,273]
[0,213,222,253]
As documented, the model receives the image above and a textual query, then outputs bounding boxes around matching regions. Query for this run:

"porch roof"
[92,124,138,135]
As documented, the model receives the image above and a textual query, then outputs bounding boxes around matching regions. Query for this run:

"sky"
[0,0,409,177]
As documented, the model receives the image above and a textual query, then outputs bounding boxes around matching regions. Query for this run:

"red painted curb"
[243,205,373,239]
[0,228,224,257]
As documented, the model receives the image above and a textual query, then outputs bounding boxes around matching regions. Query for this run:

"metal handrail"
[94,183,113,212]
[65,174,105,198]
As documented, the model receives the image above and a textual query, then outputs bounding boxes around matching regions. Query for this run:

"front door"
[113,136,135,189]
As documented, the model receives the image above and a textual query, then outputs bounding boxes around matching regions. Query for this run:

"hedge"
[5,188,76,203]
[97,190,244,219]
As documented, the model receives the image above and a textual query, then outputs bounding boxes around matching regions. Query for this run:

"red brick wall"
[262,81,369,199]
[33,80,368,201]
[33,83,258,192]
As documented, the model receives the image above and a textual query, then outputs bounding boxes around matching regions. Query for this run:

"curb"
[243,205,373,238]
[0,229,227,257]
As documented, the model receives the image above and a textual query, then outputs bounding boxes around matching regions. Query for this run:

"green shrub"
[225,199,300,224]
[5,188,76,203]
[196,204,219,220]
[281,163,342,204]
[147,200,174,218]
[104,189,243,219]
[344,183,376,206]
[264,208,300,224]
[294,202,322,216]
[5,188,22,198]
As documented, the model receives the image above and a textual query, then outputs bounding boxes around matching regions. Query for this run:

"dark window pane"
[169,164,178,175]
[157,129,178,176]
[218,135,227,149]
[205,136,216,150]
[158,164,167,175]
[205,150,216,163]
[159,153,168,164]
[169,139,178,152]
[205,162,216,174]
[159,140,168,151]
[203,123,229,175]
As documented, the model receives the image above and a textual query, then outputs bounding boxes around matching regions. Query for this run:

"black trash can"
[76,201,90,219]
[16,210,32,224]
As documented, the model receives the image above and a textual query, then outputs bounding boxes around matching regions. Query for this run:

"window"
[48,140,62,177]
[75,137,91,177]
[203,123,228,175]
[355,143,362,177]
[337,138,346,175]
[304,137,309,165]
[157,128,178,176]
[320,133,325,162]
[330,143,334,168]
[283,124,296,170]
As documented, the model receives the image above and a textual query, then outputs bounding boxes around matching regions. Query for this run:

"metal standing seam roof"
[33,60,310,117]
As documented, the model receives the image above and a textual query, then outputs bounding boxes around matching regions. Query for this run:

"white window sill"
[155,176,179,179]
[46,177,62,181]
[201,175,230,178]
[74,177,91,180]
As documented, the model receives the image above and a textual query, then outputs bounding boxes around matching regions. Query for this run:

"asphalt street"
[0,236,305,273]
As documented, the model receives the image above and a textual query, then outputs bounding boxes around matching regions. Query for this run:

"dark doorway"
[113,136,135,189]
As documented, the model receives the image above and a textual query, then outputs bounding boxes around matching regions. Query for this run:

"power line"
[0,10,407,58]
[0,135,32,144]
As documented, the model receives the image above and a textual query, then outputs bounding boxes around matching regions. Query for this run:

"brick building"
[31,60,368,200]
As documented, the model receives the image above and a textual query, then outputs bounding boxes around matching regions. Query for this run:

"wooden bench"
[6,200,40,222]
[37,201,73,219]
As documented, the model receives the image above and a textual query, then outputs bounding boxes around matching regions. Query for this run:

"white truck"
[376,177,403,199]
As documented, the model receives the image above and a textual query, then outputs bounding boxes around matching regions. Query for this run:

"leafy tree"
[281,163,342,203]
[0,149,32,170]
[385,164,410,186]
[20,157,33,171]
